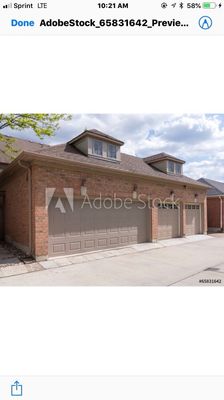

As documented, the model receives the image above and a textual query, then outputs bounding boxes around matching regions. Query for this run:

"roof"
[68,129,124,146]
[0,135,49,164]
[144,152,185,164]
[0,132,207,189]
[198,177,224,196]
[27,142,206,188]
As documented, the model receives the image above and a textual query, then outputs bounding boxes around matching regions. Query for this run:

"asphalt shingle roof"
[198,177,224,195]
[144,152,185,164]
[0,135,49,164]
[0,133,207,188]
[34,142,207,187]
[68,129,124,145]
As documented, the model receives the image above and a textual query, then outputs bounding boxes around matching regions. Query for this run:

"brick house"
[198,177,224,232]
[0,129,208,260]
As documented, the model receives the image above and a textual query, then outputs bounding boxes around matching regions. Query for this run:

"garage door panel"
[97,228,107,234]
[185,204,200,235]
[110,227,120,233]
[129,235,138,242]
[109,237,119,245]
[158,207,179,240]
[69,241,82,251]
[48,198,149,256]
[52,243,66,254]
[121,236,129,244]
[98,238,107,247]
[49,207,66,238]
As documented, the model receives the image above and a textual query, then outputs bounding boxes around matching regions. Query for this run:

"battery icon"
[202,2,217,8]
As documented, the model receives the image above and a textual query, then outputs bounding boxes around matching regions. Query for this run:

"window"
[93,140,103,156]
[158,203,178,209]
[176,163,182,175]
[168,161,182,175]
[107,143,117,159]
[168,160,175,173]
[185,204,200,210]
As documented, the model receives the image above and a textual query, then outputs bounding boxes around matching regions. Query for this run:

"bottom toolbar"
[0,376,224,400]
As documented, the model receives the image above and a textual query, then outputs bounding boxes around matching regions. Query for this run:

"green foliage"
[0,136,18,158]
[0,113,72,157]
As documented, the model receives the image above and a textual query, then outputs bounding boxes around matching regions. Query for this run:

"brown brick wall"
[0,162,208,259]
[30,163,207,258]
[207,198,220,228]
[202,197,208,233]
[31,165,49,258]
[207,197,221,229]
[1,169,30,252]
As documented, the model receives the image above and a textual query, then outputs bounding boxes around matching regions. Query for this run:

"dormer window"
[175,163,182,175]
[144,153,184,175]
[93,140,103,156]
[168,160,182,175]
[107,143,117,159]
[68,129,124,162]
[168,160,175,173]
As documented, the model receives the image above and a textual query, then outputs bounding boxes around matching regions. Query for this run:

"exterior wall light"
[81,179,87,196]
[132,184,138,200]
[170,190,175,200]
[194,193,198,203]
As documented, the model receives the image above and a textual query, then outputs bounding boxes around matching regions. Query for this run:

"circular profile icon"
[198,16,212,29]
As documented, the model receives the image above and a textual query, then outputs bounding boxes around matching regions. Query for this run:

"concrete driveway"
[0,234,224,286]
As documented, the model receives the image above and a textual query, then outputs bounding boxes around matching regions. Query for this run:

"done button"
[11,19,35,26]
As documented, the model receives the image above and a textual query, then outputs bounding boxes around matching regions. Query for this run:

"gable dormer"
[68,129,124,162]
[144,153,185,175]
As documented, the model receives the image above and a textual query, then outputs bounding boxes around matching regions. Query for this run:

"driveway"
[0,234,224,286]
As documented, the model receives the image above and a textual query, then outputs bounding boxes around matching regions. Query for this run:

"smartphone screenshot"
[0,0,224,397]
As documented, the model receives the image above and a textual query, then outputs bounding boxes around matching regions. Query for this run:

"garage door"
[158,203,179,240]
[48,197,149,257]
[185,204,201,235]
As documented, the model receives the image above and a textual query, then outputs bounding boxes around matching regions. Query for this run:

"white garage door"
[185,204,201,235]
[48,198,149,257]
[158,203,179,240]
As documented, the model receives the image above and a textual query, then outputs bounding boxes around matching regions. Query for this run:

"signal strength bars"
[3,2,12,8]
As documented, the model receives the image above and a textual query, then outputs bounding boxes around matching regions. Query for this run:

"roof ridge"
[68,129,124,145]
[144,152,185,164]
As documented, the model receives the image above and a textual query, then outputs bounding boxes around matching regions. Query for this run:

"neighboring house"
[0,129,208,260]
[198,177,224,232]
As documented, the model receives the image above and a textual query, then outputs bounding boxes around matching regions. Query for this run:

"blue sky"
[4,113,224,181]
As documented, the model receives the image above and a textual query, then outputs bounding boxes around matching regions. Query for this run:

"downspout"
[18,161,32,255]
[219,196,223,231]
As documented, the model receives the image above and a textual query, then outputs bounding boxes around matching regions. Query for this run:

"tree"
[0,113,71,157]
